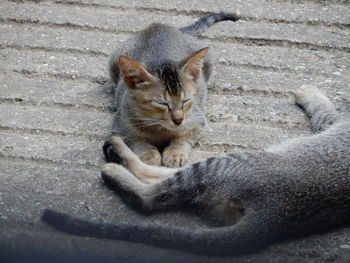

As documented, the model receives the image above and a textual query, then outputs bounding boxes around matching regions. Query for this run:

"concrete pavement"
[0,0,349,262]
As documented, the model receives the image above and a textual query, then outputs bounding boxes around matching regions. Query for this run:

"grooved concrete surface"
[0,0,350,262]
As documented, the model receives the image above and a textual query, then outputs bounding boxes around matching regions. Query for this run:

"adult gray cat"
[107,13,239,168]
[43,85,350,255]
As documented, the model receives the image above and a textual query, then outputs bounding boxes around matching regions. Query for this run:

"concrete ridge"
[0,97,112,113]
[0,70,320,103]
[0,42,108,57]
[18,0,350,27]
[0,156,98,173]
[205,35,350,53]
[10,68,108,84]
[208,114,308,130]
[0,118,306,153]
[197,143,260,152]
[0,124,107,142]
[271,0,349,5]
[0,71,296,103]
[1,18,348,53]
[208,86,293,99]
[2,45,348,82]
[0,99,307,135]
[3,21,350,55]
[0,153,100,170]
[1,1,349,50]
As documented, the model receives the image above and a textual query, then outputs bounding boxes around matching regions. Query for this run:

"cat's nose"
[172,118,183,125]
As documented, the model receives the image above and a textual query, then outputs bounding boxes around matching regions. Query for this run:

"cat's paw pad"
[162,150,188,167]
[140,149,162,166]
[103,136,128,164]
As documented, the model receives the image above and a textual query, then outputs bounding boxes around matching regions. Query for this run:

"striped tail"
[180,12,240,36]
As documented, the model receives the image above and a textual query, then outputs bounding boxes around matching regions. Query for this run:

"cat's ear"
[181,47,209,81]
[118,56,155,89]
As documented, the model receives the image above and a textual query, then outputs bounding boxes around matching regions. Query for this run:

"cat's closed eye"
[182,98,193,109]
[152,101,170,110]
[182,98,192,105]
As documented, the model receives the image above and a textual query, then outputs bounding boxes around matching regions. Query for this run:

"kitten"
[43,85,350,255]
[106,12,240,167]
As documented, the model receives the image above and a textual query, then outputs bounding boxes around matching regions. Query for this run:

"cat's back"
[270,120,350,181]
[270,119,350,157]
[109,23,209,77]
[256,121,350,206]
[229,121,350,201]
[126,23,208,62]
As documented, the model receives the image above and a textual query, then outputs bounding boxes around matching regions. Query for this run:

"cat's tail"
[42,209,272,256]
[295,85,339,133]
[179,12,240,37]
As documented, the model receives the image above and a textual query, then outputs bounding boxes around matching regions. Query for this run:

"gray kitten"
[43,85,350,255]
[107,13,239,167]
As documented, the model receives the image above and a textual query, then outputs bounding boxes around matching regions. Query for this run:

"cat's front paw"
[139,149,162,166]
[103,137,123,164]
[162,150,188,167]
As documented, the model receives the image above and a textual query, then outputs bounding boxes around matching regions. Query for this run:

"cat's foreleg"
[295,85,338,133]
[162,139,191,168]
[128,138,162,166]
[101,163,161,210]
[103,136,179,184]
[162,132,198,167]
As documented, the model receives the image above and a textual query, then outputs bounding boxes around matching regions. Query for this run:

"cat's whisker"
[128,117,158,122]
[132,123,161,130]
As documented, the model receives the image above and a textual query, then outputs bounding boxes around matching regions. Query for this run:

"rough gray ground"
[0,0,350,262]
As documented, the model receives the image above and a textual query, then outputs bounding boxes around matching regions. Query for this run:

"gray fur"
[43,86,350,255]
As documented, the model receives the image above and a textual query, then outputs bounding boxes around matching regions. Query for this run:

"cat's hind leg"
[101,158,186,211]
[295,85,338,133]
[101,160,202,212]
[101,163,156,209]
[103,136,179,184]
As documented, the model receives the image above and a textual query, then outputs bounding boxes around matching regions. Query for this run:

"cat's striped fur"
[43,85,350,255]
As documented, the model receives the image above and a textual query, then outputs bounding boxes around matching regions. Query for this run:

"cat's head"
[118,48,209,130]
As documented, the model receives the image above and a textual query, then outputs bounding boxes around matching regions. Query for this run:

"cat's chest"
[139,125,184,144]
